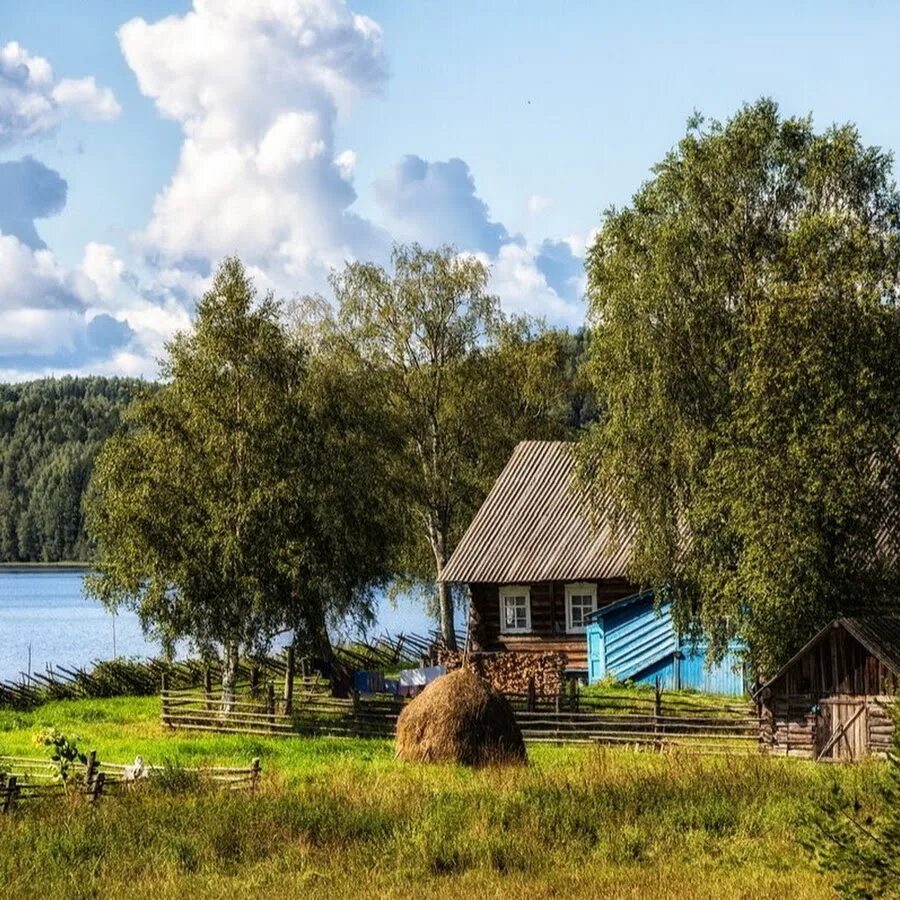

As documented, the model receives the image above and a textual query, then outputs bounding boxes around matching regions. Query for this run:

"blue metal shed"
[585,591,747,696]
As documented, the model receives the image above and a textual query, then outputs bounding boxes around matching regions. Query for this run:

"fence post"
[283,645,295,716]
[653,677,662,751]
[250,758,261,793]
[2,775,17,813]
[267,682,275,731]
[84,749,97,789]
[568,678,578,712]
[204,667,213,711]
[161,672,170,726]
[88,772,105,804]
[527,676,536,712]
[250,666,260,698]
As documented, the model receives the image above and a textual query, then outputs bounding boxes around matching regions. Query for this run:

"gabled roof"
[441,440,633,584]
[759,615,900,692]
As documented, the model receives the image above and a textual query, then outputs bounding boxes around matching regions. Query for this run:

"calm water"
[0,569,454,682]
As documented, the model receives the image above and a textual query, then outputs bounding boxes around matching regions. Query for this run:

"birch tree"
[329,244,569,647]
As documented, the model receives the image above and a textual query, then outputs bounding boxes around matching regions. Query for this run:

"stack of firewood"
[438,650,565,697]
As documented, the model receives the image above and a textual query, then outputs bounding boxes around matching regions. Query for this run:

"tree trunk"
[221,637,240,712]
[437,576,457,650]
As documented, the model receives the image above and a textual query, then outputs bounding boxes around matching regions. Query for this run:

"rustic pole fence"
[653,678,662,751]
[283,646,295,716]
[161,673,170,726]
[2,776,17,813]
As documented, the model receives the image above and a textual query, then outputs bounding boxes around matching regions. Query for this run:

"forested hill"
[0,377,148,563]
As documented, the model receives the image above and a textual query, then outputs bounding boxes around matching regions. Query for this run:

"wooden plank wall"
[771,628,899,696]
[469,579,634,669]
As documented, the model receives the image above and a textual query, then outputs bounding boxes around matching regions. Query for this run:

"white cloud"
[334,149,356,180]
[119,0,389,291]
[375,155,512,254]
[51,76,121,122]
[527,193,552,216]
[0,41,120,145]
[485,243,584,328]
[0,234,135,369]
[78,242,125,302]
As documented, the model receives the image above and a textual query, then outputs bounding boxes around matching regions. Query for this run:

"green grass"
[0,695,884,899]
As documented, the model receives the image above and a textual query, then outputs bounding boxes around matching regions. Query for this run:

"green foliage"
[33,727,89,783]
[0,376,145,562]
[320,243,571,643]
[579,99,900,672]
[807,708,900,898]
[85,257,400,688]
[149,758,202,794]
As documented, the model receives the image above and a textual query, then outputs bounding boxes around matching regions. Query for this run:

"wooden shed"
[586,590,748,696]
[757,617,900,761]
[441,440,637,672]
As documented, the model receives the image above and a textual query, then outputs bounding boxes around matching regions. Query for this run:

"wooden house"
[585,591,748,696]
[440,441,637,672]
[757,617,900,761]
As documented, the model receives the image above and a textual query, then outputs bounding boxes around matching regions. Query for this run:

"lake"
[0,568,457,682]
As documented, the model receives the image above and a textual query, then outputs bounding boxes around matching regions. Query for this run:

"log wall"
[759,694,896,760]
[468,579,635,669]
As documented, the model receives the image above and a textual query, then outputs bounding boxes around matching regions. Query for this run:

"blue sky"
[3,1,900,380]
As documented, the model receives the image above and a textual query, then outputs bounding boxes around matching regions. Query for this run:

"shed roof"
[440,440,633,584]
[760,615,900,692]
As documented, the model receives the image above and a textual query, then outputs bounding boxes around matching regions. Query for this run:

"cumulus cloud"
[375,155,512,255]
[482,242,584,328]
[0,41,120,145]
[374,153,586,325]
[0,156,67,249]
[534,238,585,304]
[0,234,135,370]
[119,0,389,290]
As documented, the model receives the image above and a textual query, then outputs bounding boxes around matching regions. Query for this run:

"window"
[499,586,531,633]
[565,583,597,632]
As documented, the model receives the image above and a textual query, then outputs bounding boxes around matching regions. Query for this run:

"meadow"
[0,695,883,899]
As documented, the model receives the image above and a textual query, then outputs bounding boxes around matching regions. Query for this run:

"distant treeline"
[0,377,148,563]
[0,335,596,565]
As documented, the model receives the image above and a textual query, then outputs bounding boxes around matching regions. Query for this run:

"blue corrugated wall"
[586,593,747,696]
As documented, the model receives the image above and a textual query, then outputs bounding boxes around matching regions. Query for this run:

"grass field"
[0,695,883,899]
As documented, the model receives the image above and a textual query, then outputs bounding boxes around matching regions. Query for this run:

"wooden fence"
[0,753,261,812]
[161,672,759,753]
[503,683,758,751]
[0,628,461,711]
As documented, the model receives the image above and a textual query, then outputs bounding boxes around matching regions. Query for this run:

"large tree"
[578,100,900,673]
[85,258,398,699]
[321,243,570,647]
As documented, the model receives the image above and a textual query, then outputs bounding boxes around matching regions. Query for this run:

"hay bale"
[395,667,526,766]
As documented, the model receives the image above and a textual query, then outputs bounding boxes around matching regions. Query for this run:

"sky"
[3,0,900,381]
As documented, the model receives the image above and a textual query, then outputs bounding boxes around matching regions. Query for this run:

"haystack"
[395,667,526,766]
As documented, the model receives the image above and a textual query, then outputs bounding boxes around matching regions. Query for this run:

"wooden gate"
[816,695,869,761]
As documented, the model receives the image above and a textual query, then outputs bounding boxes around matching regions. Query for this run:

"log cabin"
[440,440,637,673]
[757,617,900,761]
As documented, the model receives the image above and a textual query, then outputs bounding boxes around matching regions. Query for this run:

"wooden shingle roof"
[440,440,632,584]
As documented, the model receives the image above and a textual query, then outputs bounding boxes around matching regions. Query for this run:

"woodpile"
[438,649,565,697]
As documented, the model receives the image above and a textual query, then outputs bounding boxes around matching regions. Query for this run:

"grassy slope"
[0,695,878,899]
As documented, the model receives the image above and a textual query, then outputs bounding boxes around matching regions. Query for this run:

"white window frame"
[565,582,597,633]
[499,585,532,634]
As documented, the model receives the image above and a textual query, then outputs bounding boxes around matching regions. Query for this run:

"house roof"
[759,615,900,692]
[440,440,633,584]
